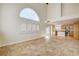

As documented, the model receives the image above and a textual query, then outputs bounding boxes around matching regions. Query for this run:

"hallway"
[0,36,79,56]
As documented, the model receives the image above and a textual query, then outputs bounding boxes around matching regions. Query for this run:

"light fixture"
[46,3,48,5]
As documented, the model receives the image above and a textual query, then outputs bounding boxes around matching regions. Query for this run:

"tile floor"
[0,36,79,56]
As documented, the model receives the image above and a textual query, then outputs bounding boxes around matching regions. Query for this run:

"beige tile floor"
[0,36,79,56]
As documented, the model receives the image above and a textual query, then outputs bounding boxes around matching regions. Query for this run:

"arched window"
[20,8,40,22]
[20,8,40,34]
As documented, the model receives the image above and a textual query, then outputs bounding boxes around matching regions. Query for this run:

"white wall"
[0,3,47,46]
[47,3,61,22]
[47,3,79,22]
[61,3,79,20]
[0,4,2,32]
[62,3,79,17]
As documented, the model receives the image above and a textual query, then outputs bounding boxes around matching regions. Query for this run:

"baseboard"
[0,35,44,47]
